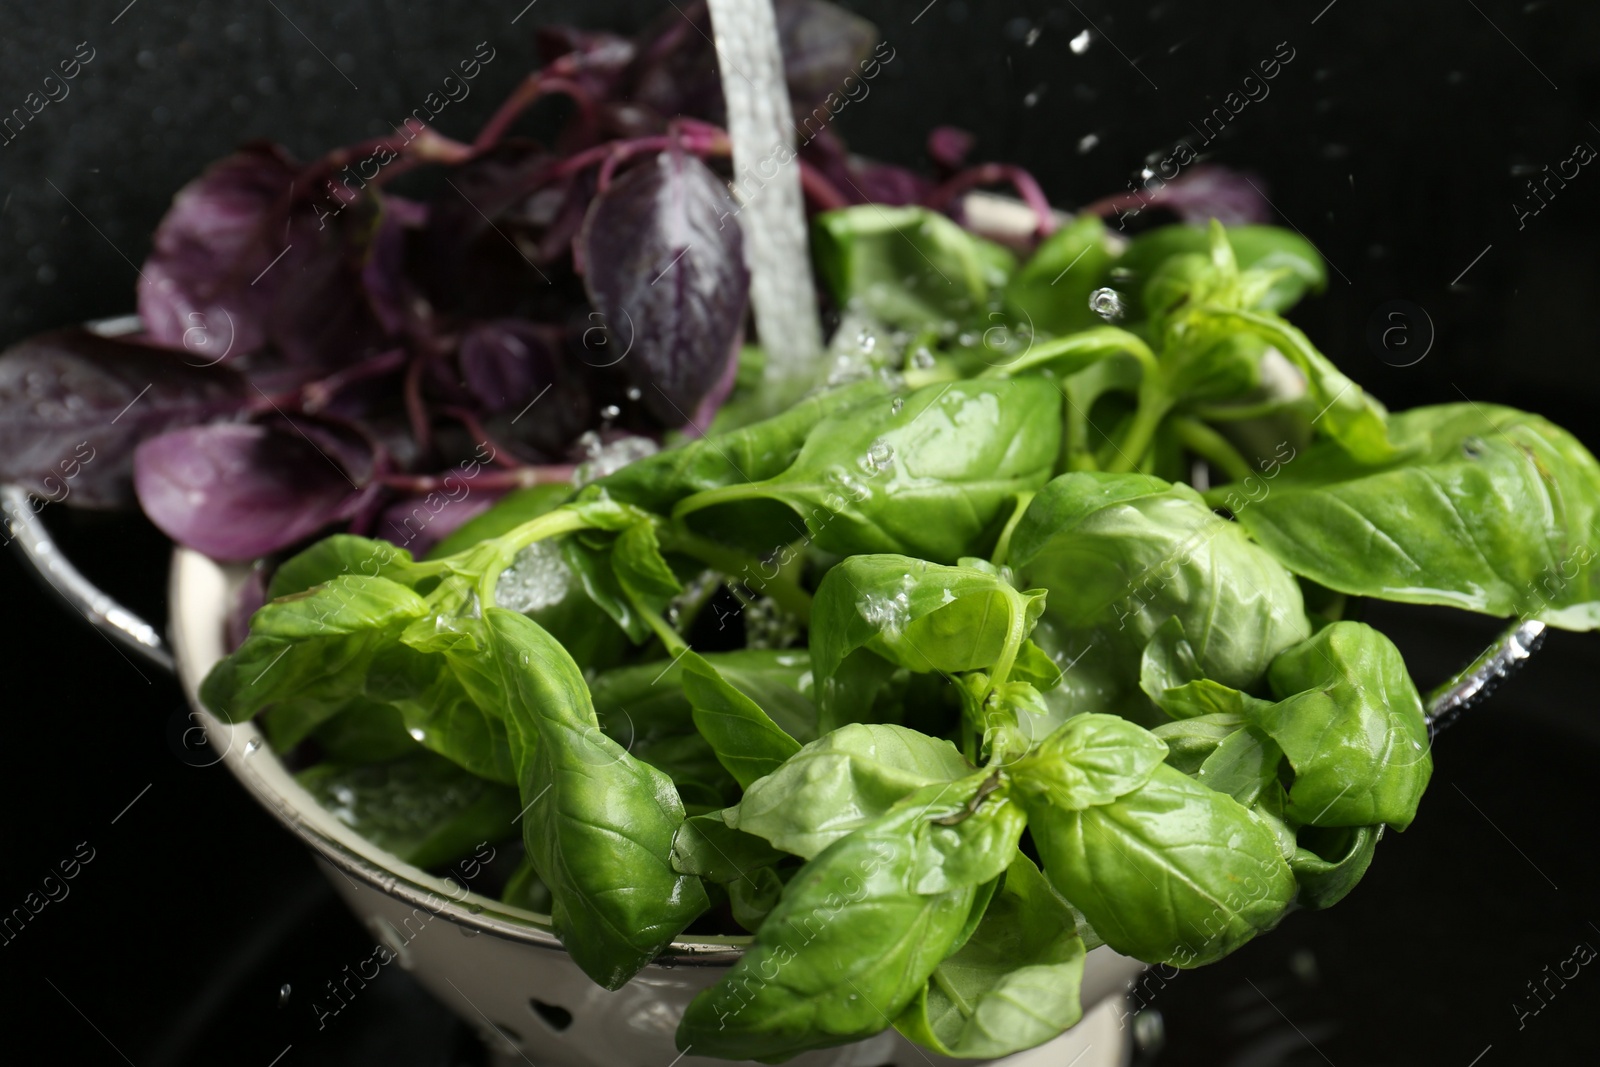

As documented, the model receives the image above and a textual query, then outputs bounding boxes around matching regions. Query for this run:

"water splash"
[496,541,573,614]
[573,433,660,486]
[705,0,823,407]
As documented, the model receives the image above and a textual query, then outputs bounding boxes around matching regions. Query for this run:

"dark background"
[3,2,1598,1065]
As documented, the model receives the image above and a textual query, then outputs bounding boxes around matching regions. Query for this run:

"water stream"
[703,0,825,408]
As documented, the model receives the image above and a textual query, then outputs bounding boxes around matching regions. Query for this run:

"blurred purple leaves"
[0,329,247,507]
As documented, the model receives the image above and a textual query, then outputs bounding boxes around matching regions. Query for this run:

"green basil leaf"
[501,855,553,913]
[367,643,517,784]
[1004,214,1118,336]
[813,205,1015,328]
[267,535,430,599]
[1114,223,1327,321]
[582,379,886,517]
[1030,763,1296,967]
[1206,307,1397,464]
[627,732,739,811]
[307,699,417,764]
[671,812,787,884]
[1011,472,1312,698]
[682,652,803,789]
[678,775,1014,1060]
[1235,404,1600,628]
[592,649,817,744]
[1252,621,1432,830]
[1149,713,1248,774]
[728,865,788,933]
[482,608,709,989]
[809,553,1045,730]
[1139,616,1203,705]
[1013,713,1169,811]
[490,536,633,671]
[200,575,431,724]
[677,380,1062,565]
[677,797,979,1061]
[727,723,972,858]
[560,534,652,644]
[1194,726,1282,808]
[1290,823,1382,909]
[894,856,1086,1059]
[903,773,1028,895]
[295,751,519,870]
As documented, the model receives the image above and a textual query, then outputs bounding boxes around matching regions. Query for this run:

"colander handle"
[3,484,175,674]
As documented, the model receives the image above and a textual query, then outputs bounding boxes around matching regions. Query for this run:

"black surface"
[4,2,1600,1065]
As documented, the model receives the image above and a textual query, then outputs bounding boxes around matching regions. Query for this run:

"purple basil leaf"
[133,420,369,561]
[458,319,560,413]
[927,125,975,172]
[0,328,248,507]
[535,26,638,101]
[852,160,934,206]
[138,141,381,370]
[577,151,748,425]
[419,141,555,317]
[137,143,299,360]
[775,0,879,113]
[1137,164,1272,227]
[267,208,385,367]
[629,0,878,124]
[361,196,429,336]
[226,561,270,652]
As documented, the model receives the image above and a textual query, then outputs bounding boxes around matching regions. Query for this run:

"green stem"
[475,508,593,609]
[1106,386,1172,474]
[1190,398,1290,422]
[985,589,1034,692]
[979,326,1159,382]
[630,591,689,657]
[663,528,814,622]
[990,491,1035,569]
[1172,416,1256,484]
[672,481,766,521]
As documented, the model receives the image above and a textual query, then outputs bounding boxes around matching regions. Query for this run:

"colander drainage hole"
[529,998,574,1031]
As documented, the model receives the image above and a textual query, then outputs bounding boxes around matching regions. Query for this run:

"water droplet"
[891,397,905,415]
[408,727,427,742]
[244,737,263,755]
[957,332,977,347]
[458,925,479,938]
[859,439,895,476]
[1070,29,1092,54]
[1022,88,1043,108]
[625,386,642,401]
[856,329,877,354]
[518,652,532,668]
[1025,26,1042,47]
[1089,287,1126,322]
[278,983,291,1007]
[599,404,620,421]
[1462,436,1484,459]
[1077,133,1100,154]
[911,347,935,370]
